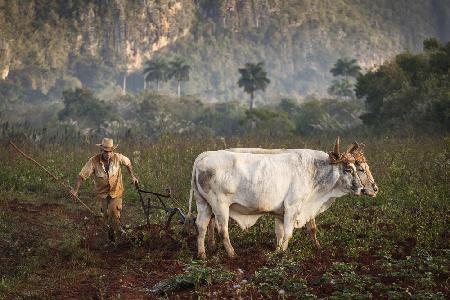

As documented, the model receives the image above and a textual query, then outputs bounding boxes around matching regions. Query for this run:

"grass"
[0,135,448,298]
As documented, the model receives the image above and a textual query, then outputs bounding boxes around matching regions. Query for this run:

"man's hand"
[71,176,83,202]
[131,175,139,186]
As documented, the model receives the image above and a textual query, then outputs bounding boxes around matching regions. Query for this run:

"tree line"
[143,57,191,97]
[356,37,450,131]
[138,37,450,135]
[143,56,271,111]
[1,37,448,142]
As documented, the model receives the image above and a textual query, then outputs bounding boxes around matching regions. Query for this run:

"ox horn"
[333,136,340,155]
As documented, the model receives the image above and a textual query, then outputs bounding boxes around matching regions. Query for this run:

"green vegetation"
[237,62,270,110]
[328,78,354,99]
[0,0,194,104]
[252,261,314,297]
[143,58,169,91]
[356,38,450,131]
[0,3,448,296]
[164,0,450,100]
[0,93,363,142]
[328,58,361,99]
[1,0,449,105]
[0,135,448,298]
[143,56,191,97]
[2,37,448,140]
[152,260,235,293]
[168,57,191,97]
[330,58,362,79]
[58,88,116,129]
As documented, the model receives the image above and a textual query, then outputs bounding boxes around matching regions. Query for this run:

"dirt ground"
[1,196,448,299]
[0,197,253,297]
[0,197,311,298]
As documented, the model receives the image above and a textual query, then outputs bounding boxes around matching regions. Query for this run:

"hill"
[0,0,449,105]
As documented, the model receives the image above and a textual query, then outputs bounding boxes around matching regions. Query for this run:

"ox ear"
[346,142,359,154]
[333,136,340,156]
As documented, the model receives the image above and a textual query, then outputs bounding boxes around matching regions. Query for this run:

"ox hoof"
[198,252,207,260]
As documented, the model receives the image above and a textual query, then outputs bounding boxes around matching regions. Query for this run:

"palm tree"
[143,58,169,91]
[237,62,270,110]
[330,58,361,80]
[168,57,190,97]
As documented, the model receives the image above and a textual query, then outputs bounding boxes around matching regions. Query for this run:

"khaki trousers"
[100,196,123,238]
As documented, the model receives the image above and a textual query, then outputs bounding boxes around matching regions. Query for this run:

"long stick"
[9,141,97,216]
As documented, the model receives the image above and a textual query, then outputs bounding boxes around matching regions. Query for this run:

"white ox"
[186,139,378,258]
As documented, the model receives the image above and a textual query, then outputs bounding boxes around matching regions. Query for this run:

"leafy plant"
[252,259,314,297]
[151,260,235,293]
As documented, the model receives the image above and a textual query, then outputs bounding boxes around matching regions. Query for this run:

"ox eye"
[344,168,353,174]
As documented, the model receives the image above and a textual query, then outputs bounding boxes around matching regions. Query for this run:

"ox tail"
[186,169,195,222]
[184,151,209,229]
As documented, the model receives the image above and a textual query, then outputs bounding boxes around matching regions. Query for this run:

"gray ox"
[186,138,378,258]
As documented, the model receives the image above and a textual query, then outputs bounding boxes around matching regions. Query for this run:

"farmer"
[70,138,139,241]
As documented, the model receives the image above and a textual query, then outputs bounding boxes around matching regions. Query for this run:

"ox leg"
[281,210,296,251]
[275,217,284,250]
[306,218,321,249]
[213,203,235,258]
[196,197,212,259]
[207,216,216,251]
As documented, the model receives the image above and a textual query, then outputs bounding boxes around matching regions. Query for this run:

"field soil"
[0,196,330,298]
[1,138,449,299]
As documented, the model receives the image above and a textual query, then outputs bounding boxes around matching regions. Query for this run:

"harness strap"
[354,170,365,189]
[354,165,375,190]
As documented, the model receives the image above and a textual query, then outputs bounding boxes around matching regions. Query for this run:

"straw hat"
[96,138,118,152]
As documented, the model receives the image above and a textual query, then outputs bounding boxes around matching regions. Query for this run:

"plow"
[134,182,186,230]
